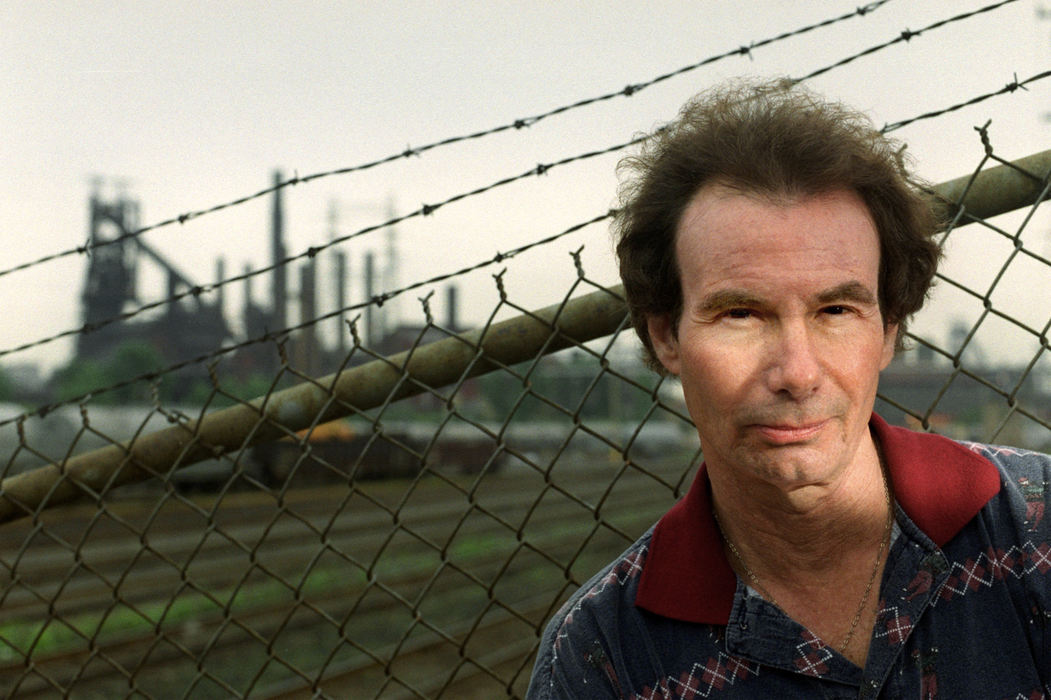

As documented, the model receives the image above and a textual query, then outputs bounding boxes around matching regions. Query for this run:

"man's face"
[647,184,897,491]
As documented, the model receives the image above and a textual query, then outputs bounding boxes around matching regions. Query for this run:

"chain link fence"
[3,3,1051,697]
[0,144,1050,698]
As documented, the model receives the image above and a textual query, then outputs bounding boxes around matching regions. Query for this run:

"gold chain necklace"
[712,471,894,653]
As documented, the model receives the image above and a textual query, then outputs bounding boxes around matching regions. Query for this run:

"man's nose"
[765,321,821,399]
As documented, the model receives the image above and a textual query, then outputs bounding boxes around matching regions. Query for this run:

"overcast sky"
[2,1,1049,376]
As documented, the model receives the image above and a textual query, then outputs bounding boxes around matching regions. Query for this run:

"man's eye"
[726,309,753,319]
[823,305,849,315]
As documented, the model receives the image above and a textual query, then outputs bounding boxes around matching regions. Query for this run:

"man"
[526,80,1051,698]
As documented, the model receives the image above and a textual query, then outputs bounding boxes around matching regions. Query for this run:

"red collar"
[634,414,1002,624]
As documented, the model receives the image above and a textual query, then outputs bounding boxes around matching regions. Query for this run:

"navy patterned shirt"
[527,415,1051,698]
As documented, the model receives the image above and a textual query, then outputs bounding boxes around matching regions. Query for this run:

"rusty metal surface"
[932,148,1051,222]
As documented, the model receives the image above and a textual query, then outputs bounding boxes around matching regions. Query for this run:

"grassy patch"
[0,562,368,662]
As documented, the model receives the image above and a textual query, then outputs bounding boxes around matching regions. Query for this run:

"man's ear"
[880,322,899,370]
[646,314,682,376]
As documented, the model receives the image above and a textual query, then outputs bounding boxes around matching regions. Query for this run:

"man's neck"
[709,430,890,578]
[708,430,893,666]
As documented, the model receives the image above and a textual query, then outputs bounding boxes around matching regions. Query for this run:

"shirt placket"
[723,581,863,690]
[859,519,949,698]
[721,516,950,698]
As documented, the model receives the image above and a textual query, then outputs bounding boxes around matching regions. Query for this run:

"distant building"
[4,363,45,395]
[877,350,1051,449]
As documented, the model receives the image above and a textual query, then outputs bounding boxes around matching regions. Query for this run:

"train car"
[248,418,506,490]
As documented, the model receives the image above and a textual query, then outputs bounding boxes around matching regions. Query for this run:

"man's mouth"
[751,420,829,445]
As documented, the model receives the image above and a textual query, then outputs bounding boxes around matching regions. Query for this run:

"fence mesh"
[2,3,1051,698]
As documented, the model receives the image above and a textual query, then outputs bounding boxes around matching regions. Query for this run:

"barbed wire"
[2,214,614,428]
[0,0,897,281]
[3,102,1043,428]
[0,135,648,364]
[0,1,1028,368]
[882,69,1051,133]
[796,0,1017,83]
[0,0,1036,430]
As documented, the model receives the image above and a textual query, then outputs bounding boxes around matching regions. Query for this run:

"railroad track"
[0,458,689,698]
[256,592,556,699]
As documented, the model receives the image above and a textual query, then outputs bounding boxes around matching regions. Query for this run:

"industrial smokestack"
[271,170,287,331]
[334,250,347,354]
[243,262,254,336]
[215,257,225,311]
[299,259,318,374]
[364,251,376,347]
[446,284,458,331]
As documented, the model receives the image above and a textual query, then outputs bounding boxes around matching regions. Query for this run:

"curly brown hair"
[614,79,942,372]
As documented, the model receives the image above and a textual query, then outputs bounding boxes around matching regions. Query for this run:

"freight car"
[247,419,506,490]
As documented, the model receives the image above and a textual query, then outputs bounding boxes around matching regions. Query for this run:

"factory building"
[75,172,463,398]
